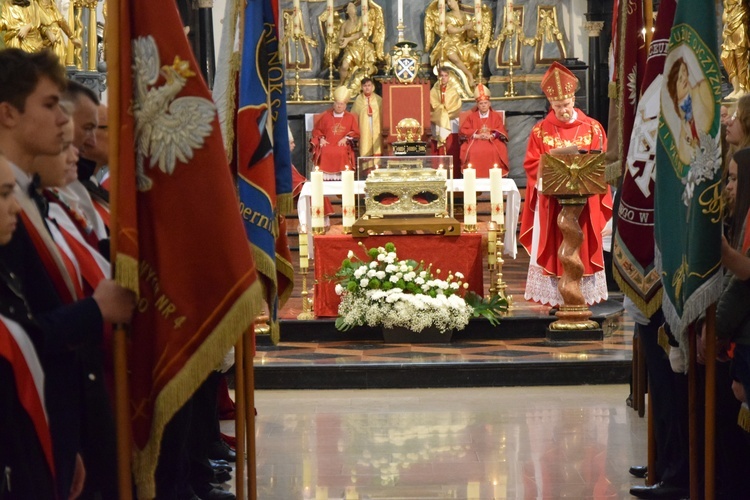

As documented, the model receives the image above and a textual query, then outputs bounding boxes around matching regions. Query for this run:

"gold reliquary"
[352,156,460,237]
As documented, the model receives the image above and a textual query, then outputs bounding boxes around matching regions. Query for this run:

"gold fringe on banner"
[738,403,750,432]
[133,281,263,498]
[278,191,293,217]
[115,253,140,297]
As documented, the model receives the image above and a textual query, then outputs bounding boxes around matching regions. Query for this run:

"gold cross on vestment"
[331,122,345,136]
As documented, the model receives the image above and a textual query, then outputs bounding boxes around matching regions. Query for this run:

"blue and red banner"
[238,0,295,340]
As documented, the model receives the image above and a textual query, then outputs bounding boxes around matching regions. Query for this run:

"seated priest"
[459,84,509,177]
[310,86,360,179]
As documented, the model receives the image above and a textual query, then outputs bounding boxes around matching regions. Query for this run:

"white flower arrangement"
[333,242,474,333]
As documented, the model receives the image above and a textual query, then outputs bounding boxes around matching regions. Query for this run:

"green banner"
[654,4,723,356]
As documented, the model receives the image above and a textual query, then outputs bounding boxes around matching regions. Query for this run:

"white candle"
[436,163,447,179]
[361,0,368,35]
[398,0,403,25]
[438,0,446,34]
[463,166,477,226]
[489,165,503,224]
[299,233,309,269]
[341,166,355,227]
[326,0,334,36]
[311,167,325,229]
[474,0,482,34]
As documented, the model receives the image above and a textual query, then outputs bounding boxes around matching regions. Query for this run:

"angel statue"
[326,1,385,94]
[424,0,492,92]
[722,0,750,99]
[38,0,82,62]
[0,0,47,53]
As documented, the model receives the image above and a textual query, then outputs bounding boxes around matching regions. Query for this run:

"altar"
[313,230,484,317]
[297,177,521,258]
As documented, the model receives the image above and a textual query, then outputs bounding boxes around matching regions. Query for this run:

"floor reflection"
[225,385,646,499]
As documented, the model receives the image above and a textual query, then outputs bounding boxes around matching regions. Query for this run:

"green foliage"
[464,291,508,327]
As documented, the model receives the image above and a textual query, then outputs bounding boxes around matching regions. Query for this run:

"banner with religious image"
[612,0,676,318]
[654,0,723,355]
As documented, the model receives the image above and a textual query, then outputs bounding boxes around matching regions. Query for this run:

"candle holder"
[503,7,518,97]
[291,36,304,101]
[495,226,513,311]
[312,226,326,235]
[463,223,477,233]
[297,269,315,320]
[327,32,335,101]
[487,222,498,296]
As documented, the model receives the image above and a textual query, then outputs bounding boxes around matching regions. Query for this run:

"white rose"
[377,254,386,261]
[335,284,344,295]
[360,278,370,287]
[347,250,355,259]
[390,275,400,283]
[367,269,377,278]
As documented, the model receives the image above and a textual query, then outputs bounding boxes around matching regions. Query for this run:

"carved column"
[583,20,605,123]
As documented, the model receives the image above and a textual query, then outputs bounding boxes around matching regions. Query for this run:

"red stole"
[0,316,56,484]
[20,211,83,304]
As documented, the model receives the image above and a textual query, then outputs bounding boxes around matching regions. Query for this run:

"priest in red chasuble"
[519,61,613,307]
[459,84,509,177]
[310,86,360,177]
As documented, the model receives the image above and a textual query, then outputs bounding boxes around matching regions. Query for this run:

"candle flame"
[493,163,498,169]
[315,165,320,171]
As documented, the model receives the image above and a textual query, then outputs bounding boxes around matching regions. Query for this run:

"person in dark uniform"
[0,152,59,500]
[0,48,135,500]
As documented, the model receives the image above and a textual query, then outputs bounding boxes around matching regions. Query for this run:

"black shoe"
[629,482,689,499]
[195,486,236,500]
[207,440,236,462]
[629,465,648,478]
[209,460,232,474]
[212,468,232,484]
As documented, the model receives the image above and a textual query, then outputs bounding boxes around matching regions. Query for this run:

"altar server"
[351,77,383,157]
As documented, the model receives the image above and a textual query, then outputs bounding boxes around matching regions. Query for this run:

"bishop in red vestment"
[519,62,613,306]
[459,84,509,177]
[310,86,360,176]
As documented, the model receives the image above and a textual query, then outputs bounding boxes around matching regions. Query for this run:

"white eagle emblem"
[132,35,216,191]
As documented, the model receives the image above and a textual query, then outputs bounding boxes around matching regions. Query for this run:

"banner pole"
[106,0,134,497]
[688,328,699,500]
[234,335,246,500]
[704,304,717,500]
[244,333,257,500]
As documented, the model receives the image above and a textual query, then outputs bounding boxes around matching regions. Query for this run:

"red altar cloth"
[313,233,484,317]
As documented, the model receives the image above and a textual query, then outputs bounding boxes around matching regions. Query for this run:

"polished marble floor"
[223,385,648,499]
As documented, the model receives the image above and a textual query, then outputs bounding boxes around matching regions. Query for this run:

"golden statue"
[423,0,492,91]
[722,0,750,100]
[38,0,82,62]
[325,1,384,94]
[0,0,47,53]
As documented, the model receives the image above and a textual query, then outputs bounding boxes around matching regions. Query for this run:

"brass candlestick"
[297,269,315,320]
[297,232,315,320]
[487,222,498,296]
[495,225,513,310]
[291,37,304,101]
[327,32,335,101]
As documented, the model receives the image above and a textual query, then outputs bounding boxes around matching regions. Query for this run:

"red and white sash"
[0,315,56,480]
